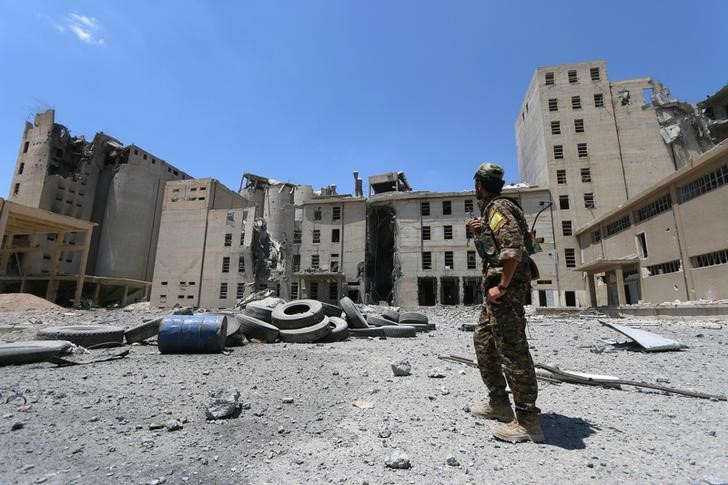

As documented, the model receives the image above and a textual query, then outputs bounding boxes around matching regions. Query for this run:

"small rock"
[11,422,23,431]
[390,360,411,377]
[378,429,392,439]
[441,388,450,396]
[89,416,99,422]
[205,387,241,420]
[384,451,411,469]
[283,397,294,404]
[148,423,164,430]
[446,454,460,467]
[428,368,445,378]
[165,419,183,431]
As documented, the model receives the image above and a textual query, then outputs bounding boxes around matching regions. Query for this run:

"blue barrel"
[158,314,228,354]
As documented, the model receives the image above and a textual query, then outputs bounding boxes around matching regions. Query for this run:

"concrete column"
[0,232,13,276]
[587,273,598,307]
[94,282,102,306]
[73,228,93,308]
[615,267,627,306]
[122,285,129,307]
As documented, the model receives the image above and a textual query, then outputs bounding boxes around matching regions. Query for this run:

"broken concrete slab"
[599,320,685,351]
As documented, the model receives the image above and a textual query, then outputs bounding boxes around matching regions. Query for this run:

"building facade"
[575,140,728,306]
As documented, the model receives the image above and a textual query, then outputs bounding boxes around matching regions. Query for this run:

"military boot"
[492,414,544,443]
[469,399,514,422]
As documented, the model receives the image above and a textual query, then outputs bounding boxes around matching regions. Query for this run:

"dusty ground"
[0,304,727,485]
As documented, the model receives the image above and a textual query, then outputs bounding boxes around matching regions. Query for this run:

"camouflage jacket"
[477,196,531,283]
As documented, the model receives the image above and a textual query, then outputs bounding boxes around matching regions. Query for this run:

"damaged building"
[516,60,717,307]
[7,110,191,305]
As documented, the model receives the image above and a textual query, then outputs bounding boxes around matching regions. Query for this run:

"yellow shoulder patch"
[488,211,506,232]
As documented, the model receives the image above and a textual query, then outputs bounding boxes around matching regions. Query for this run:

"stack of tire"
[340,297,428,338]
[237,299,348,344]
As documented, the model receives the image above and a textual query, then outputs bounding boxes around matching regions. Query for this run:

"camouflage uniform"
[473,195,540,418]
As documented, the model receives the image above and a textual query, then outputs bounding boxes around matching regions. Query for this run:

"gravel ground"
[0,306,726,484]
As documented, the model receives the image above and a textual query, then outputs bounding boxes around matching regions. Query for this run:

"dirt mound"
[0,293,62,312]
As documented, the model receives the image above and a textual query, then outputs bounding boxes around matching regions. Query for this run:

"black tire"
[380,325,417,338]
[382,308,400,322]
[36,325,125,348]
[0,340,74,366]
[349,327,385,338]
[321,302,344,318]
[319,317,349,343]
[399,312,428,325]
[366,314,395,327]
[125,317,163,344]
[244,302,276,323]
[236,314,279,343]
[279,316,332,344]
[271,300,324,329]
[406,323,437,332]
[339,297,368,329]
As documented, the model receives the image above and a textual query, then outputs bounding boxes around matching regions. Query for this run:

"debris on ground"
[599,320,685,351]
[384,451,411,469]
[205,387,242,419]
[352,399,375,409]
[428,368,446,378]
[391,359,411,376]
[0,293,62,312]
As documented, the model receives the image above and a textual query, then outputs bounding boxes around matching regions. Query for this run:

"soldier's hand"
[466,218,483,235]
[487,286,506,304]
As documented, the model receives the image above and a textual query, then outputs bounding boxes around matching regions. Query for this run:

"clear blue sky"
[1,0,726,196]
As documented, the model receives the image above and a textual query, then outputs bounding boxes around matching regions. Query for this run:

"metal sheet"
[599,320,684,351]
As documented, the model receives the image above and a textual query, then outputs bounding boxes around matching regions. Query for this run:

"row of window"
[548,94,604,112]
[554,143,588,159]
[220,256,245,273]
[421,199,474,217]
[218,282,247,299]
[421,251,478,270]
[422,225,467,241]
[557,168,591,184]
[223,232,246,247]
[309,229,340,244]
[544,67,600,86]
[558,193,595,210]
[551,119,585,135]
[296,253,341,272]
[678,164,728,203]
[312,206,342,222]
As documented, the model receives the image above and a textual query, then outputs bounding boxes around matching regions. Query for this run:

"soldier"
[465,162,543,443]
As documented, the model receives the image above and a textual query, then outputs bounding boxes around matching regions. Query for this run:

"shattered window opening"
[568,70,578,84]
[646,260,681,276]
[293,254,301,272]
[581,167,591,183]
[564,248,576,268]
[594,93,604,108]
[574,119,584,133]
[422,251,432,270]
[551,121,561,135]
[553,145,564,159]
[559,195,570,210]
[557,170,567,184]
[544,72,554,85]
[238,256,245,273]
[591,229,602,243]
[548,98,558,112]
[442,201,452,215]
[571,96,582,110]
[635,193,672,223]
[444,225,453,240]
[422,226,431,240]
[605,215,630,236]
[678,164,728,203]
[290,282,299,299]
[691,248,728,269]
[13,183,20,196]
[464,199,473,213]
[467,251,476,269]
[314,209,322,221]
[313,230,321,244]
[224,233,232,246]
[18,163,24,175]
[293,230,302,244]
[417,277,437,306]
[237,283,245,298]
[420,202,430,216]
[332,207,341,221]
[577,143,588,158]
[619,90,631,106]
[590,67,600,81]
[331,229,340,243]
[219,283,228,299]
[444,251,454,270]
[222,257,230,273]
[562,220,573,236]
[331,261,339,272]
[311,255,320,269]
[584,193,595,209]
[637,233,648,258]
[23,141,29,153]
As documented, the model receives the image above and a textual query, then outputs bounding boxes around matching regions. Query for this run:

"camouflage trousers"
[473,278,540,417]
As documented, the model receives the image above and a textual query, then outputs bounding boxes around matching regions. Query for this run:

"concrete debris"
[446,454,461,467]
[384,450,411,469]
[428,368,446,378]
[204,387,242,420]
[165,419,183,431]
[599,320,685,351]
[390,360,412,377]
[236,289,276,309]
[352,399,375,410]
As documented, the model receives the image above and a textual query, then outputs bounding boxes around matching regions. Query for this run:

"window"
[311,255,320,269]
[551,121,561,135]
[18,163,24,175]
[635,194,672,222]
[571,96,582,110]
[293,230,302,244]
[290,282,299,299]
[331,229,340,243]
[618,90,631,106]
[581,168,591,183]
[312,230,320,244]
[590,67,600,81]
[467,251,477,269]
[637,233,648,258]
[646,260,681,276]
[293,254,301,272]
[238,256,245,273]
[444,225,453,240]
[13,183,20,196]
[605,215,631,236]
[444,251,454,269]
[559,195,570,210]
[556,170,567,184]
[332,206,341,221]
[314,209,322,221]
[584,193,595,208]
[23,141,29,153]
[564,248,576,268]
[421,201,430,216]
[422,251,432,270]
[329,281,338,300]
[553,145,564,159]
[565,291,577,307]
[222,256,230,273]
[442,200,452,215]
[422,226,431,240]
[577,143,588,158]
[562,220,573,236]
[678,164,728,203]
[594,93,604,108]
[233,283,243,299]
[574,119,584,133]
[545,72,554,85]
[691,248,728,269]
[330,260,339,272]
[310,281,319,299]
[591,229,602,244]
[219,283,228,299]
[568,70,578,83]
[548,98,558,112]
[224,233,232,246]
[464,199,473,213]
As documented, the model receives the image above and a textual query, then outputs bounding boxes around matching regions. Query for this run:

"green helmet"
[473,162,505,181]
